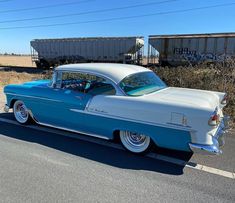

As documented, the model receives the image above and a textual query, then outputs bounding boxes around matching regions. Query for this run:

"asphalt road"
[0,113,234,202]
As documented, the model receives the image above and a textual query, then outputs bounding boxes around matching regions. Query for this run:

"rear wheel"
[119,130,151,154]
[13,100,30,124]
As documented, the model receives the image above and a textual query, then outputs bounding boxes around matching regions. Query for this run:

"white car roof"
[55,63,151,84]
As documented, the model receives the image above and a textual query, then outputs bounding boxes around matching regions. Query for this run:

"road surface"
[0,113,234,202]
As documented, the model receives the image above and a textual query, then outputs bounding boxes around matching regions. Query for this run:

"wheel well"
[113,130,120,142]
[10,99,17,108]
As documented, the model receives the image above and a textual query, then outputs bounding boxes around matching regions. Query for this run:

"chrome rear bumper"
[4,104,9,113]
[189,116,230,155]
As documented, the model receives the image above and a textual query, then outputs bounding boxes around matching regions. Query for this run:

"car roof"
[55,63,151,84]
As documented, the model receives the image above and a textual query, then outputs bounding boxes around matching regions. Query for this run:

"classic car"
[3,63,230,155]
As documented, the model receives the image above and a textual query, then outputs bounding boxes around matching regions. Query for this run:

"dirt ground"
[0,71,44,87]
[0,55,36,67]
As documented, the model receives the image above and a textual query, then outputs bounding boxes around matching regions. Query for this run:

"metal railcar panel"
[148,33,235,66]
[30,37,144,68]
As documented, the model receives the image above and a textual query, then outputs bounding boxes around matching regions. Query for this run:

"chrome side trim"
[4,104,9,113]
[37,122,110,140]
[29,110,109,140]
[70,108,193,132]
[85,97,93,110]
[70,109,84,113]
[166,122,191,128]
[6,93,62,103]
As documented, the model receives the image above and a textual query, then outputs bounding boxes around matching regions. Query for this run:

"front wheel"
[13,100,31,124]
[120,130,151,154]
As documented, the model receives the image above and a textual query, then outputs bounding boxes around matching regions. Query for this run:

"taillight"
[221,94,228,105]
[208,110,220,126]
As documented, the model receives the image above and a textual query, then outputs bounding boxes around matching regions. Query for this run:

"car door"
[46,87,92,132]
[60,72,118,135]
[30,71,117,136]
[56,71,103,133]
[28,72,92,133]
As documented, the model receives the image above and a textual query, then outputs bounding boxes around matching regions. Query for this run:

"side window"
[52,71,62,88]
[61,72,116,95]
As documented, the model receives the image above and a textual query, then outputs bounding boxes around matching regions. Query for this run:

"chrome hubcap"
[120,131,150,153]
[14,101,29,123]
[126,132,147,147]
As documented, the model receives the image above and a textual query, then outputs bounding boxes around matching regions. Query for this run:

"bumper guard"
[189,116,230,155]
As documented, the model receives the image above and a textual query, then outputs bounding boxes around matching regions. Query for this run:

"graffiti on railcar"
[173,47,231,63]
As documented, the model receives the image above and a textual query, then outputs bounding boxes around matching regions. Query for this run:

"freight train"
[30,33,235,68]
[31,37,144,69]
[148,33,235,66]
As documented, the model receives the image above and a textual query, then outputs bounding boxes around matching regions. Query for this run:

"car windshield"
[119,71,167,96]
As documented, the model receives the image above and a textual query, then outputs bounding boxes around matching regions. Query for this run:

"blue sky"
[0,0,234,54]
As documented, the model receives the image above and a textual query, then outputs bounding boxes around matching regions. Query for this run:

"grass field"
[0,55,36,67]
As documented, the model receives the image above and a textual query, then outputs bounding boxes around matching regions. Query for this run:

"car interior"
[61,79,116,95]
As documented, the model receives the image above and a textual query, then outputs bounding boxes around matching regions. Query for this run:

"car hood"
[142,87,225,111]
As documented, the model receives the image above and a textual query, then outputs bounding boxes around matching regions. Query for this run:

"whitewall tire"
[120,130,151,153]
[13,100,30,124]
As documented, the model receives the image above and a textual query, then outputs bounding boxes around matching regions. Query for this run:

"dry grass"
[0,55,36,67]
[151,63,235,125]
[0,71,45,87]
[0,70,51,111]
[0,71,42,108]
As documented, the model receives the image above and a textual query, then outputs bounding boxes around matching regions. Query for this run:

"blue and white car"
[4,63,230,155]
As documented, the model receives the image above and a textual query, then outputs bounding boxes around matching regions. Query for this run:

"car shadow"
[0,113,192,176]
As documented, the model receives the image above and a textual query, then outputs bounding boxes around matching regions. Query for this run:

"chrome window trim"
[52,69,125,96]
[85,97,93,110]
[49,71,58,88]
[117,71,167,97]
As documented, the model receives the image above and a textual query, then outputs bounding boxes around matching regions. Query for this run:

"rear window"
[119,71,166,96]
